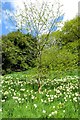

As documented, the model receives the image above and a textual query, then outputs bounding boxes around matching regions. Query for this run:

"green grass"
[1,69,79,118]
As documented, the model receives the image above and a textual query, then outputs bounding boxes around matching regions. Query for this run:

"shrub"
[2,31,37,74]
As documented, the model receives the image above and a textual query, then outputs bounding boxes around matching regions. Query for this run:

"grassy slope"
[1,69,79,118]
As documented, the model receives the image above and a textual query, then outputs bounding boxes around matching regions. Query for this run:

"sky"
[0,0,79,36]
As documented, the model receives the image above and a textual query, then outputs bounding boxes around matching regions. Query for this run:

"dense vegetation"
[2,31,37,74]
[1,16,79,118]
[41,16,79,73]
[1,69,79,118]
[2,16,79,75]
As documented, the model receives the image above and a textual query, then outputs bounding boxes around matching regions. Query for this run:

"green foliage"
[41,46,78,72]
[2,31,37,74]
[41,16,79,74]
[2,16,79,75]
[1,70,79,118]
[61,17,79,46]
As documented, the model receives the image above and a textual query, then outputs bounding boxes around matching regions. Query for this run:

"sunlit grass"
[1,69,79,118]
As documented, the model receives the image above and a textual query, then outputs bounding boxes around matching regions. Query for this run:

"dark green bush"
[2,31,37,74]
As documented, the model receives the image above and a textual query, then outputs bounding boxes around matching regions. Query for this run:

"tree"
[55,16,80,46]
[2,31,37,74]
[6,0,63,92]
[42,16,79,74]
[59,16,80,70]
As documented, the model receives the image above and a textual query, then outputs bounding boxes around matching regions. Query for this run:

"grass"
[1,69,79,118]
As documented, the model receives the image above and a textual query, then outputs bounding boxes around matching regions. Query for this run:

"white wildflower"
[1,100,5,102]
[41,99,43,102]
[49,114,51,117]
[31,95,35,99]
[4,91,8,95]
[26,106,27,108]
[73,97,77,102]
[54,95,57,98]
[75,93,78,97]
[63,110,65,113]
[42,110,46,113]
[54,111,57,114]
[0,108,2,112]
[53,106,55,109]
[56,90,60,94]
[20,88,25,91]
[51,112,55,115]
[12,96,18,100]
[34,104,37,108]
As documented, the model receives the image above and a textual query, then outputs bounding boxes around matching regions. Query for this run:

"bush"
[41,43,78,73]
[2,31,37,74]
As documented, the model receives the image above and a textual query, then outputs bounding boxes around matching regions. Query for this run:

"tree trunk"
[37,77,41,93]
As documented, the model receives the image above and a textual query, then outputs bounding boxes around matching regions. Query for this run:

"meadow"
[1,1,79,118]
[1,69,79,118]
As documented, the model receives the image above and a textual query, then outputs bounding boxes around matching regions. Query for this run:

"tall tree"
[45,16,79,72]
[6,0,63,92]
[56,16,80,46]
[2,31,37,74]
